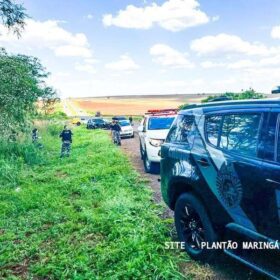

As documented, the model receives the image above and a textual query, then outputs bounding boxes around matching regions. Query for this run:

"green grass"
[0,123,186,279]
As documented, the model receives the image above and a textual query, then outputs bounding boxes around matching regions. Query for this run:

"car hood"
[121,126,133,131]
[146,129,169,140]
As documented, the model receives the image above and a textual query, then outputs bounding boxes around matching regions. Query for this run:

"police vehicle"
[138,109,177,174]
[161,99,280,279]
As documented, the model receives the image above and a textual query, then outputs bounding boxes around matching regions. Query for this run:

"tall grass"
[0,124,185,279]
[0,125,52,188]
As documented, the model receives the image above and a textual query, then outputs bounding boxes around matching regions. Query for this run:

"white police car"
[138,109,177,173]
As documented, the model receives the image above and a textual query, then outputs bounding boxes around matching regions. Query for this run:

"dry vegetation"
[71,94,209,115]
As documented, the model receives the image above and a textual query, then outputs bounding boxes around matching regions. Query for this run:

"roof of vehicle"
[88,117,105,121]
[180,98,280,115]
[112,116,126,120]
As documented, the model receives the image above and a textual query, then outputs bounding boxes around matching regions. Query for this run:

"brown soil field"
[72,94,209,115]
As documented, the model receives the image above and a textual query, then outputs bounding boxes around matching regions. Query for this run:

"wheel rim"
[179,203,205,254]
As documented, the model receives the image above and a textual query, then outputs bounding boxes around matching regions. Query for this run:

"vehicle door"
[217,109,268,232]
[161,114,196,184]
[259,110,280,240]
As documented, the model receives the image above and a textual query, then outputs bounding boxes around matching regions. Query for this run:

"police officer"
[32,128,38,143]
[110,120,121,146]
[59,125,73,157]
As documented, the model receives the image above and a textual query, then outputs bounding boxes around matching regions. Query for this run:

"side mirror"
[138,125,144,132]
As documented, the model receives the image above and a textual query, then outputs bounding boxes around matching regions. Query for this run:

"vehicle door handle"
[266,179,280,185]
[197,158,210,167]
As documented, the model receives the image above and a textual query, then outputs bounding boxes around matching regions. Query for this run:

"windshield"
[93,119,103,123]
[119,120,130,127]
[148,117,175,130]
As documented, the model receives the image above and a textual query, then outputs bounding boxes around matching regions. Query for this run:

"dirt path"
[121,130,266,280]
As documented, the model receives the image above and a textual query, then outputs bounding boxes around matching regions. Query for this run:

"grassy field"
[0,123,186,279]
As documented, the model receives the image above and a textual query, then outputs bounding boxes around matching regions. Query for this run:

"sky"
[1,0,280,97]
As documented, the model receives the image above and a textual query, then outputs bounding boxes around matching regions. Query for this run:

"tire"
[131,133,134,138]
[143,152,159,174]
[76,122,81,126]
[175,193,218,263]
[140,143,144,160]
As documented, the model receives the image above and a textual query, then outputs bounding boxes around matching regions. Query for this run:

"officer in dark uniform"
[59,125,73,157]
[32,128,38,143]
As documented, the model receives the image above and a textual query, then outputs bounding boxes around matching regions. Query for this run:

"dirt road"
[121,131,265,280]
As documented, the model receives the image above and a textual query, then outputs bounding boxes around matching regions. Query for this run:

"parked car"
[87,118,110,129]
[272,86,280,94]
[138,109,177,174]
[119,120,134,138]
[160,99,280,279]
[71,118,81,126]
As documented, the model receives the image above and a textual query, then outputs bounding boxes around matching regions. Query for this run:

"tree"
[0,49,57,136]
[0,0,27,36]
[201,88,265,103]
[179,88,266,110]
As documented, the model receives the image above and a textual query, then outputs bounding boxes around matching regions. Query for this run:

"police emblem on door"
[217,163,243,208]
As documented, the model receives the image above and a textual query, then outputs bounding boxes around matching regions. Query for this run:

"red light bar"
[147,109,177,113]
[146,109,178,116]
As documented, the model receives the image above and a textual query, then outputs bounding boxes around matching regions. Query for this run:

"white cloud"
[105,55,139,71]
[0,19,93,58]
[191,33,271,56]
[54,45,92,58]
[84,58,98,64]
[271,25,280,39]
[200,61,225,68]
[228,59,256,69]
[75,63,96,74]
[103,0,211,32]
[150,44,194,68]
[87,14,93,20]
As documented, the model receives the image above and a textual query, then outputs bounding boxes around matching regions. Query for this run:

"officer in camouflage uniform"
[110,120,121,146]
[59,125,73,157]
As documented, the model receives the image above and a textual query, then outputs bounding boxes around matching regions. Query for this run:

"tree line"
[0,0,58,138]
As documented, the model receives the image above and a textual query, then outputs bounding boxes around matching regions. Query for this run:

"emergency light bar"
[146,109,178,116]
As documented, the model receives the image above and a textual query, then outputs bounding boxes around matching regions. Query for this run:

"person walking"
[110,120,121,146]
[129,116,133,125]
[59,125,73,157]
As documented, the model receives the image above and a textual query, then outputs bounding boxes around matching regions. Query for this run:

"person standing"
[32,128,39,143]
[59,125,73,157]
[110,120,121,146]
[129,116,133,125]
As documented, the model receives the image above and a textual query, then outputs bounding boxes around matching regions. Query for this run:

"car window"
[148,117,175,130]
[205,115,223,147]
[260,113,278,161]
[94,119,103,123]
[220,113,261,157]
[119,120,130,126]
[167,115,195,147]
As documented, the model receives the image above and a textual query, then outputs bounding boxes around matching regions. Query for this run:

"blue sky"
[1,0,280,97]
